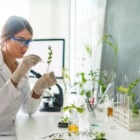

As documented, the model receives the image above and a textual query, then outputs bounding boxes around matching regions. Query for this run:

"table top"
[15,109,140,140]
[0,108,140,140]
[1,91,140,140]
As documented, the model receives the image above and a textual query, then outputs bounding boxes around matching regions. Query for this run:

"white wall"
[28,0,107,86]
[28,0,71,68]
[73,0,107,78]
[0,0,29,32]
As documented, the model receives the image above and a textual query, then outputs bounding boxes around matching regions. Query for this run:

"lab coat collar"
[0,49,12,82]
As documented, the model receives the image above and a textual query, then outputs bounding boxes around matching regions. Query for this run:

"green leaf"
[63,104,84,114]
[76,107,84,113]
[132,104,139,114]
[95,132,106,139]
[84,43,92,57]
[102,34,118,55]
[80,90,85,96]
[85,91,91,98]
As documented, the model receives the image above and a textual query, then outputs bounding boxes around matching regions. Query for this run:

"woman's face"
[4,29,32,59]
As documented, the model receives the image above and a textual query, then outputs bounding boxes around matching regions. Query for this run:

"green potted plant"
[58,116,69,128]
[58,104,84,129]
[94,132,106,140]
[61,104,84,134]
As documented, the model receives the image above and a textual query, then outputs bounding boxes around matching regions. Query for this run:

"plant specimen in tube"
[46,45,53,72]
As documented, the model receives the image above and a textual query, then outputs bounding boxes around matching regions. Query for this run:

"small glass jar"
[68,109,79,134]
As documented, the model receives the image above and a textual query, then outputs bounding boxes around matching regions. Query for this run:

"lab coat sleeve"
[20,78,42,116]
[0,79,20,115]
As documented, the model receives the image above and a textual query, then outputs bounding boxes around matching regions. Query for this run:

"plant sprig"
[102,34,118,56]
[117,79,140,95]
[74,70,99,98]
[60,116,69,123]
[46,46,53,72]
[117,78,140,115]
[63,104,84,114]
[95,132,106,140]
[84,43,92,57]
[101,34,118,71]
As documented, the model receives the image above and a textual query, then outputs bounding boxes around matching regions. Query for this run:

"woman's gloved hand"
[33,71,57,95]
[11,54,41,84]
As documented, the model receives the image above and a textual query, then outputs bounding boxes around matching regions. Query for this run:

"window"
[70,0,107,83]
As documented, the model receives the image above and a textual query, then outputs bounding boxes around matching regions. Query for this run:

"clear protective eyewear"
[10,36,32,47]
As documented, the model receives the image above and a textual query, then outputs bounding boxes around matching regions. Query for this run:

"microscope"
[30,69,63,112]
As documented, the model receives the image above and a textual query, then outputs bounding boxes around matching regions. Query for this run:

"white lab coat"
[0,50,41,136]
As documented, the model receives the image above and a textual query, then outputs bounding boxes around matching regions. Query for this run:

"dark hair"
[1,16,33,41]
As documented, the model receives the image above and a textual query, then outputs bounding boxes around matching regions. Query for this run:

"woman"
[0,16,56,136]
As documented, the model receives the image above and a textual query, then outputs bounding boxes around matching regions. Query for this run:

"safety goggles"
[10,36,32,47]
